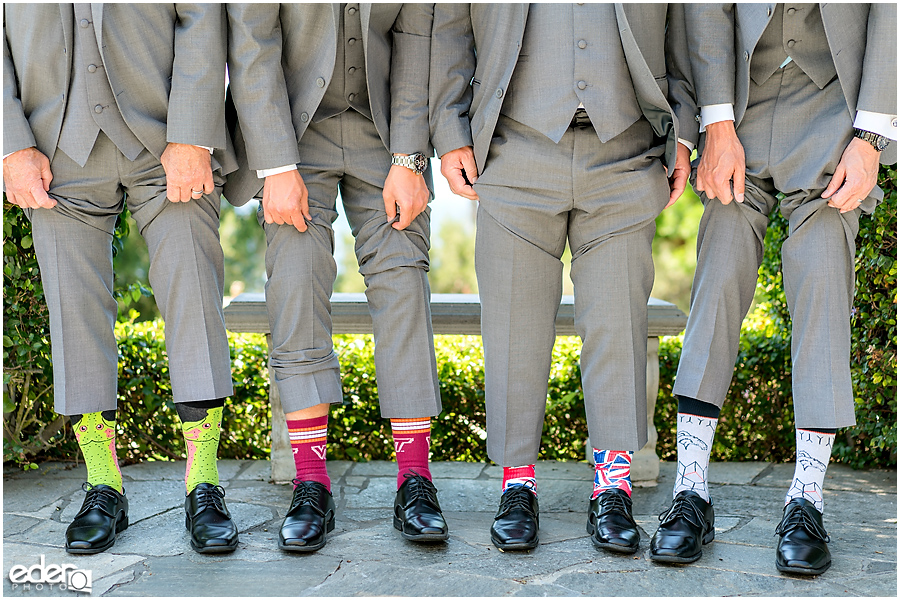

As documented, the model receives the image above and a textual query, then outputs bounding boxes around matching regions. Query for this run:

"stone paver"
[2,459,895,597]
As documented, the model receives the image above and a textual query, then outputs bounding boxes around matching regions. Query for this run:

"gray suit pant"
[261,110,442,417]
[474,115,669,466]
[674,61,865,428]
[29,132,233,415]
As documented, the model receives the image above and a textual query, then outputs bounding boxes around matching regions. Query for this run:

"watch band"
[854,128,890,152]
[391,153,428,175]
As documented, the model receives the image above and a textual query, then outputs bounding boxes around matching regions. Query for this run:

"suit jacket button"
[80,18,90,28]
[87,64,97,73]
[577,80,587,90]
[743,51,750,61]
[787,7,797,15]
[316,77,325,88]
[787,39,796,49]
[496,89,503,98]
[577,40,587,49]
[300,112,309,122]
[94,104,103,114]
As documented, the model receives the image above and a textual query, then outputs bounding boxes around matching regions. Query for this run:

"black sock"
[676,395,721,419]
[174,398,225,423]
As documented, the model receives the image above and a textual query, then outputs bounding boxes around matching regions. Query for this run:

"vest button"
[348,67,357,75]
[787,39,796,49]
[348,6,357,15]
[577,80,587,90]
[348,93,356,102]
[496,89,503,98]
[787,7,797,15]
[577,40,587,50]
[767,7,772,16]
[300,112,309,123]
[94,104,103,114]
[316,77,325,88]
[743,51,750,61]
[87,64,97,73]
[80,19,90,28]
[348,38,357,46]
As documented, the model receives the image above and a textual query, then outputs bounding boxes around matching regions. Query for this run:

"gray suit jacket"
[686,3,897,165]
[224,3,433,206]
[429,3,698,174]
[3,4,236,173]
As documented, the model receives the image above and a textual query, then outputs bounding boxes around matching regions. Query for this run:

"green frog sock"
[72,411,123,493]
[176,400,225,494]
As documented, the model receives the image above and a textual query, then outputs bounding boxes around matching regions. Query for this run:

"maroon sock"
[390,418,432,488]
[287,415,330,492]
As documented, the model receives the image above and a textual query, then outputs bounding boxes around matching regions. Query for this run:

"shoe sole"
[586,520,639,554]
[66,513,128,555]
[393,516,449,542]
[649,528,715,564]
[491,535,539,551]
[776,560,831,576]
[278,515,335,553]
[185,514,239,554]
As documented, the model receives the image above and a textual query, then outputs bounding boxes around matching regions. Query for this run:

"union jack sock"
[390,418,432,488]
[592,450,633,499]
[502,465,537,496]
[287,415,330,492]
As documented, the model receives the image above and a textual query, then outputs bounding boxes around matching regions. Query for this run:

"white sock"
[673,412,718,502]
[784,429,834,513]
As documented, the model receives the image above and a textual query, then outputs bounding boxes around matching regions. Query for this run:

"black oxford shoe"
[66,483,129,554]
[586,489,640,553]
[185,483,238,554]
[279,480,335,552]
[490,484,539,551]
[649,490,715,563]
[775,499,831,576]
[394,472,449,541]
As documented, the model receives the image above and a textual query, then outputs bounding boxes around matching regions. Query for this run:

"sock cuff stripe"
[390,419,431,428]
[289,430,327,440]
[288,426,328,434]
[797,428,836,435]
[392,427,430,434]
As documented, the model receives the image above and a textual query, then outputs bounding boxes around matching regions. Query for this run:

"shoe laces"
[80,482,121,512]
[597,491,636,524]
[775,503,830,542]
[401,471,440,507]
[290,480,326,511]
[499,482,537,516]
[658,494,706,529]
[194,484,227,513]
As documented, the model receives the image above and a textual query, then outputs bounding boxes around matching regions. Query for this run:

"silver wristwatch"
[391,152,428,175]
[853,128,890,152]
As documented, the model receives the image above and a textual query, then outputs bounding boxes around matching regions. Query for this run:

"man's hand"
[821,137,881,213]
[383,163,429,230]
[439,146,479,201]
[160,143,214,202]
[665,142,692,208]
[696,120,746,205]
[2,147,56,209]
[262,169,310,233]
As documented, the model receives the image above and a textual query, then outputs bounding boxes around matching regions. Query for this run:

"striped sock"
[502,465,537,496]
[287,415,330,492]
[592,449,633,498]
[390,418,432,488]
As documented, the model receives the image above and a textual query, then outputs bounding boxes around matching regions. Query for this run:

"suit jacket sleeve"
[666,4,699,147]
[428,3,475,158]
[390,3,433,155]
[685,3,735,108]
[3,21,36,156]
[167,4,228,150]
[858,3,897,117]
[225,3,299,171]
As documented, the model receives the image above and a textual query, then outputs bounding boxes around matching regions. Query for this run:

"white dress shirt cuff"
[2,152,13,160]
[699,104,735,133]
[257,164,298,179]
[854,111,898,141]
[195,145,214,154]
[677,138,695,153]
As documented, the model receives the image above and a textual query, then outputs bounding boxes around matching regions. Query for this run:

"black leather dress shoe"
[649,490,715,563]
[394,472,449,542]
[66,483,129,554]
[490,484,539,551]
[185,483,238,554]
[586,489,640,553]
[775,499,831,575]
[279,480,335,552]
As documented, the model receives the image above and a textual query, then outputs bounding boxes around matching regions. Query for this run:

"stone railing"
[224,293,687,483]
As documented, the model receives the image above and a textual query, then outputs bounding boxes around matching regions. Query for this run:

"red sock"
[390,418,432,488]
[503,465,537,495]
[287,415,330,492]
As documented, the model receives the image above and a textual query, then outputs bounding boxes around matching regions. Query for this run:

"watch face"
[413,153,428,174]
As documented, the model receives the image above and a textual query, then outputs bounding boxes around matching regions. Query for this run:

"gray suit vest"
[751,4,837,89]
[315,3,372,123]
[57,4,144,167]
[500,3,642,144]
